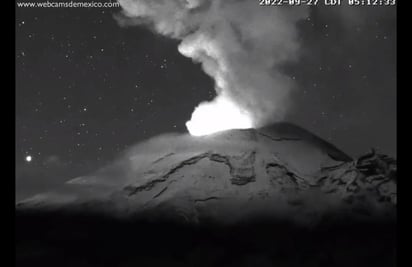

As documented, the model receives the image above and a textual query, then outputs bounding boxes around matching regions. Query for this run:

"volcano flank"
[16,123,396,267]
[17,122,396,223]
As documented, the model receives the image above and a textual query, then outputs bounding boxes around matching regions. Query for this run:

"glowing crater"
[186,95,254,136]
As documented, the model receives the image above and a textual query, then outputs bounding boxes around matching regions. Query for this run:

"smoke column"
[117,0,308,136]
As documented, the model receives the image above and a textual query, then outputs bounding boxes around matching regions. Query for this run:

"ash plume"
[116,0,308,132]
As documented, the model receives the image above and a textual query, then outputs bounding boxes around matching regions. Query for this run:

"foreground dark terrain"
[16,210,396,267]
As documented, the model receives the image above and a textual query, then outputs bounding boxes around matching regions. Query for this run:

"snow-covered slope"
[17,123,396,224]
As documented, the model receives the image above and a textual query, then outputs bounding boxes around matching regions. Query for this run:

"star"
[25,155,32,162]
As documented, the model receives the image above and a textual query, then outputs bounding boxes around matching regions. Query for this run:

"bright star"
[25,155,32,162]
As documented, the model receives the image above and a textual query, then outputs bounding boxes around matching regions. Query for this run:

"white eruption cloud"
[117,0,308,135]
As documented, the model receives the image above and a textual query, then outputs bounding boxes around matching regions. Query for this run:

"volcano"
[16,123,397,267]
[17,122,396,223]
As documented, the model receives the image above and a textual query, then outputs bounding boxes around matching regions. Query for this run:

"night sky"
[16,2,396,199]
